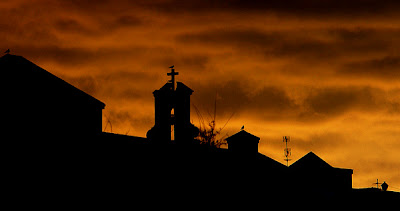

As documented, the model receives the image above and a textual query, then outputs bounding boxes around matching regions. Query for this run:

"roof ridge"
[225,130,260,141]
[290,151,332,168]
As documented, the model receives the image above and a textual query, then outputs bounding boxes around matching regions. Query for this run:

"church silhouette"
[1,54,398,207]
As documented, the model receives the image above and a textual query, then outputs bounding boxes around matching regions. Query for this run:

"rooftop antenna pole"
[283,136,292,167]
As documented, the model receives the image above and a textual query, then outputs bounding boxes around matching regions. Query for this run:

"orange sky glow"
[1,0,399,189]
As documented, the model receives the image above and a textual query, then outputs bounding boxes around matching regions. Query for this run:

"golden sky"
[2,0,400,189]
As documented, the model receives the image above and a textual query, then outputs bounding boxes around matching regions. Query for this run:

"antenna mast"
[283,136,292,167]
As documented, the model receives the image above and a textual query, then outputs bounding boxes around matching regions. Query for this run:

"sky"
[1,0,399,189]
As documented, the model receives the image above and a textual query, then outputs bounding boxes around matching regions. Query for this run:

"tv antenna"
[283,136,292,167]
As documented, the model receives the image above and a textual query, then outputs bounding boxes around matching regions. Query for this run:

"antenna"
[283,136,292,167]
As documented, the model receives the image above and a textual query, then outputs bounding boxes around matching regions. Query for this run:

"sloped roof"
[154,81,193,95]
[176,82,193,94]
[226,130,260,143]
[289,151,332,170]
[0,54,105,109]
[256,153,288,170]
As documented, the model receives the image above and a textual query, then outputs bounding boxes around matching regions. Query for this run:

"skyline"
[1,0,399,189]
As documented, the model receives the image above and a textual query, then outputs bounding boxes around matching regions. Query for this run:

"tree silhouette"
[197,119,226,148]
[193,95,233,148]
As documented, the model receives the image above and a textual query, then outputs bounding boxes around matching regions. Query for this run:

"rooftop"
[0,54,105,108]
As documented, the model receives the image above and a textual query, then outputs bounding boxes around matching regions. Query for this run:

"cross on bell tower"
[167,65,179,91]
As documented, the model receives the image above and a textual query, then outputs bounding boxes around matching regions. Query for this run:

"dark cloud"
[113,15,143,27]
[103,108,154,135]
[99,71,161,82]
[302,132,347,150]
[193,80,397,124]
[0,21,59,45]
[177,28,279,48]
[192,80,298,121]
[328,28,400,54]
[13,45,174,67]
[303,87,387,117]
[0,1,146,42]
[20,46,101,66]
[157,54,210,71]
[64,75,99,96]
[137,0,400,19]
[341,56,400,79]
[191,80,249,118]
[59,0,400,16]
[176,27,400,63]
[249,86,299,116]
[53,18,98,35]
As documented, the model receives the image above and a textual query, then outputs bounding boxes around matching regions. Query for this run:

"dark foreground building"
[2,54,398,208]
[1,54,105,151]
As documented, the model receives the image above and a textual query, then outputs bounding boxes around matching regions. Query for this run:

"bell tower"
[147,66,199,144]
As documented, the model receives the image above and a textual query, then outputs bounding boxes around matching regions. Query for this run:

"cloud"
[53,18,100,36]
[138,0,400,18]
[64,70,162,102]
[304,87,377,115]
[112,15,143,27]
[296,132,347,152]
[103,109,153,135]
[64,75,99,96]
[192,79,398,125]
[192,79,298,122]
[156,54,210,72]
[177,27,400,62]
[52,15,145,36]
[19,46,105,66]
[11,45,176,68]
[176,28,281,48]
[341,56,400,79]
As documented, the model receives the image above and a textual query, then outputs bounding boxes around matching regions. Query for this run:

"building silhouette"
[146,80,199,144]
[1,54,105,141]
[289,152,353,192]
[226,130,260,154]
[2,54,398,206]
